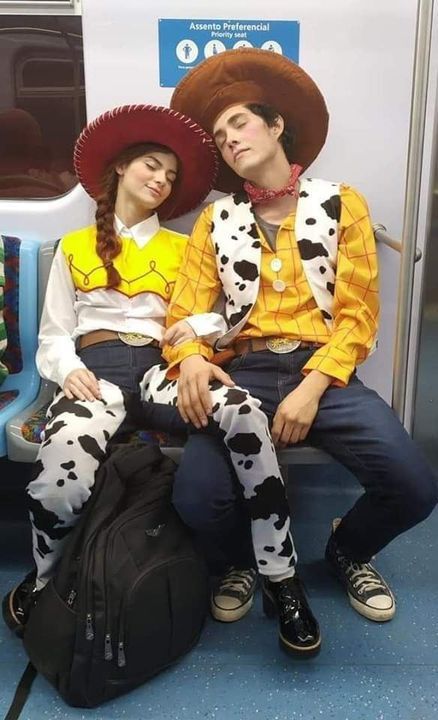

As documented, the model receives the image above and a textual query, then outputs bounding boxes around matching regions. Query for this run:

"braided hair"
[95,143,177,288]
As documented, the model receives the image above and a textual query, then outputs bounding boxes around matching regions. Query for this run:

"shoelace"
[337,554,387,594]
[218,568,256,596]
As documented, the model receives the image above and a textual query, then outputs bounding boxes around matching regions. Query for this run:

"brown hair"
[245,103,295,162]
[95,143,178,288]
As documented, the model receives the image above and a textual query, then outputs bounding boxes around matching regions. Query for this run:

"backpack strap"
[4,662,37,720]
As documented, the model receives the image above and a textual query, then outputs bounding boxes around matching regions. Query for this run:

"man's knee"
[173,435,239,532]
[389,453,438,524]
[173,471,238,532]
[403,471,438,523]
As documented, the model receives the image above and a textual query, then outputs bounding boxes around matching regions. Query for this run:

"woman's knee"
[28,463,92,519]
[209,384,269,440]
[28,435,96,519]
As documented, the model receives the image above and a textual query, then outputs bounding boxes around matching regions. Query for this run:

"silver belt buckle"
[118,332,154,347]
[266,338,301,354]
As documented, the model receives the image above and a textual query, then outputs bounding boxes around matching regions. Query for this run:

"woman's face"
[116,151,178,211]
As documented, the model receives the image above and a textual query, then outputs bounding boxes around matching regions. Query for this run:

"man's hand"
[271,370,332,447]
[160,320,196,348]
[63,368,101,402]
[178,355,234,428]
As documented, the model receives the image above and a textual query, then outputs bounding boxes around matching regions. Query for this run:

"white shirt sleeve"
[36,246,86,387]
[184,312,228,346]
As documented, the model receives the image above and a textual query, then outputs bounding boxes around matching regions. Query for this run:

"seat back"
[0,235,39,456]
[2,236,23,375]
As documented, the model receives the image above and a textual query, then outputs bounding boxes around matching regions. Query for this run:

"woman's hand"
[63,368,102,402]
[160,320,196,348]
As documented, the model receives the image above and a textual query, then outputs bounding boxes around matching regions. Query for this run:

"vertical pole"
[392,0,435,426]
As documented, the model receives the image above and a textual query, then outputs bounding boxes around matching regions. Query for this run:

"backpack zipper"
[83,533,98,641]
[104,633,113,660]
[117,640,126,668]
[66,589,77,608]
[102,502,164,663]
[85,612,95,641]
[116,554,192,669]
[81,505,121,645]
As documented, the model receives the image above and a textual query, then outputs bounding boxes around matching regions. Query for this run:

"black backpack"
[8,443,208,715]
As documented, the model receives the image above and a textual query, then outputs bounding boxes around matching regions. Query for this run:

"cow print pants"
[27,379,128,588]
[140,366,297,581]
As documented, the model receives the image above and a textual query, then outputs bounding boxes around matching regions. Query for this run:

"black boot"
[262,574,321,657]
[2,570,39,638]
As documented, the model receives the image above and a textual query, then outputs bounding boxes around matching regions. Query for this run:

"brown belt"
[233,337,321,356]
[78,330,159,350]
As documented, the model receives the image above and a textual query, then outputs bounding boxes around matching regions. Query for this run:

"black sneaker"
[2,570,39,637]
[262,574,321,657]
[325,518,395,622]
[211,567,257,622]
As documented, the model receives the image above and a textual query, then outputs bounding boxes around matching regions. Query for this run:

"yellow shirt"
[163,185,379,386]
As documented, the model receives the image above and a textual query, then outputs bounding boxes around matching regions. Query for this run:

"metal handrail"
[373,223,422,262]
[0,1,75,5]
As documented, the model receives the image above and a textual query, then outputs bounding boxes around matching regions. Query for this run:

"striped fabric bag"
[0,235,8,385]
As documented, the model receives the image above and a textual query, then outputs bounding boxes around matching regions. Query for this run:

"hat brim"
[171,49,329,194]
[73,105,218,219]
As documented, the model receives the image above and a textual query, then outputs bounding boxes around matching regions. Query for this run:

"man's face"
[212,104,283,178]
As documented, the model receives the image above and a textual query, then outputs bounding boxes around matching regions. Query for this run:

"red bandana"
[243,163,303,205]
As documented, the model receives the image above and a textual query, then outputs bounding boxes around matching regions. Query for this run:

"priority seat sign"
[158,18,300,87]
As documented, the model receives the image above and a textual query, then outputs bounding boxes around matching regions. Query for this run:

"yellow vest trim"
[61,225,187,301]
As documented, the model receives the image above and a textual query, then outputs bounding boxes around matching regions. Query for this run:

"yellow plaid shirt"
[163,184,379,386]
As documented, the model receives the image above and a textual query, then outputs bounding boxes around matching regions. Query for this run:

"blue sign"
[158,18,300,88]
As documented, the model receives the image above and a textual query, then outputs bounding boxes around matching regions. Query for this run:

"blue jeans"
[174,434,255,571]
[79,341,187,436]
[173,348,437,563]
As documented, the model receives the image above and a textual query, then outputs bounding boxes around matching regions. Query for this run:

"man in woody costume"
[143,49,437,645]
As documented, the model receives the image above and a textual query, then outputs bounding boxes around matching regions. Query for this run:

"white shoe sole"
[349,592,396,622]
[331,517,396,622]
[211,594,254,623]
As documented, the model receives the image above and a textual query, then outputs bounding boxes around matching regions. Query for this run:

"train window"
[0,15,86,199]
[20,57,76,88]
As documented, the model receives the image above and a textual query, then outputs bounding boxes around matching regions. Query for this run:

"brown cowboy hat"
[170,48,329,194]
[73,104,218,219]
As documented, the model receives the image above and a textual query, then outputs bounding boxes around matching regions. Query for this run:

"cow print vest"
[211,178,341,350]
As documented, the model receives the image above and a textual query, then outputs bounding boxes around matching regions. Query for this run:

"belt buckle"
[118,332,154,347]
[266,338,301,354]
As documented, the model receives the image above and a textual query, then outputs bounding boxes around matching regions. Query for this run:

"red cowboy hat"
[171,49,329,194]
[73,104,218,219]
